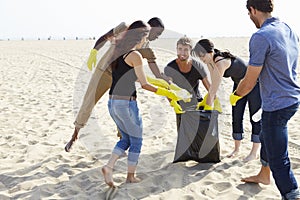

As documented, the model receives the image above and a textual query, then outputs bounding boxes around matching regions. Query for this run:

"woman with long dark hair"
[102,20,181,187]
[192,39,261,162]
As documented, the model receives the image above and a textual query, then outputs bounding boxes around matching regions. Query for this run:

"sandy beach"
[0,38,300,199]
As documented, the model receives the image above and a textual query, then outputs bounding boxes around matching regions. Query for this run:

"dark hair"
[147,17,164,28]
[213,49,235,61]
[192,39,214,56]
[109,20,150,69]
[246,0,273,12]
[192,39,235,61]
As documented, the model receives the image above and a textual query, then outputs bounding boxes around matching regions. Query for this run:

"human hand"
[147,76,170,89]
[169,83,192,102]
[155,87,180,101]
[196,94,208,110]
[230,91,242,106]
[213,97,222,113]
[170,100,185,114]
[196,94,222,112]
[87,49,98,71]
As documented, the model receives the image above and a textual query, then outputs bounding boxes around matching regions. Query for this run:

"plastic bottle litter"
[252,108,262,122]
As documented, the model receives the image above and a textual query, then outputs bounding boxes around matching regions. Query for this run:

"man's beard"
[177,55,188,61]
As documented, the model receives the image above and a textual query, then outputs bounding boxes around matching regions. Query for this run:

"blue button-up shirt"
[249,17,300,111]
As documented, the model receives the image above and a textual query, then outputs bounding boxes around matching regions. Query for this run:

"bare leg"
[102,153,119,187]
[126,165,141,183]
[227,140,241,158]
[241,165,271,185]
[243,142,260,162]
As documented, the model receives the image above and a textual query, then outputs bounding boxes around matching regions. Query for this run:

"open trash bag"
[173,110,220,163]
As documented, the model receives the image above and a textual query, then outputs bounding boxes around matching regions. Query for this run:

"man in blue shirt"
[230,0,300,199]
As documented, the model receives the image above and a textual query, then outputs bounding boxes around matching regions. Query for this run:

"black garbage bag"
[173,110,220,163]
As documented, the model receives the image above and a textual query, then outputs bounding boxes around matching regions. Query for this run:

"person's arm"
[129,52,157,92]
[87,22,128,71]
[126,51,181,102]
[94,22,128,50]
[93,29,114,50]
[206,58,230,106]
[235,65,262,96]
[230,65,262,106]
[201,77,210,92]
[137,47,171,83]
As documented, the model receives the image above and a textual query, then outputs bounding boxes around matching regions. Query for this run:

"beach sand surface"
[0,38,299,199]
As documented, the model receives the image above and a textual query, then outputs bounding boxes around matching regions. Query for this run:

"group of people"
[65,0,300,199]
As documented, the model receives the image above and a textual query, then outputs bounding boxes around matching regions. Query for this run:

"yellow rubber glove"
[87,49,98,71]
[213,98,222,113]
[169,83,192,102]
[196,94,222,112]
[204,104,213,111]
[196,94,208,110]
[155,87,180,101]
[147,76,170,89]
[170,100,185,114]
[169,83,181,91]
[230,90,242,106]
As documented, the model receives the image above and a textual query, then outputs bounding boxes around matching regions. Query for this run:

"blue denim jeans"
[232,82,261,143]
[108,99,143,166]
[260,102,300,199]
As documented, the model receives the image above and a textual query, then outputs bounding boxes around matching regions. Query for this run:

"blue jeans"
[232,82,261,143]
[260,102,300,199]
[108,99,143,166]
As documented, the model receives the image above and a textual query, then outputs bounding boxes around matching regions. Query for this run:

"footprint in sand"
[105,186,118,200]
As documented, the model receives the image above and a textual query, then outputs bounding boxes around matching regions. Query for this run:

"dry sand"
[0,38,299,199]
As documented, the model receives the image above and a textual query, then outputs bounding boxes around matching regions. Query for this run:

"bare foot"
[227,150,239,158]
[102,166,114,187]
[241,175,270,185]
[126,177,141,183]
[241,166,271,185]
[243,154,258,162]
[242,166,271,185]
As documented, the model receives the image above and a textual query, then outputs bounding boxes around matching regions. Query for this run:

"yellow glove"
[196,94,208,110]
[170,100,185,114]
[169,83,181,91]
[87,49,98,71]
[196,94,222,113]
[147,76,170,89]
[213,98,222,113]
[169,83,192,102]
[155,87,180,101]
[230,90,242,106]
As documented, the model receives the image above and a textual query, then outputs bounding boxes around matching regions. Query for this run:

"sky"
[1,0,299,40]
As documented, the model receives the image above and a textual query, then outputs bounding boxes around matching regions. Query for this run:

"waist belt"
[109,95,137,101]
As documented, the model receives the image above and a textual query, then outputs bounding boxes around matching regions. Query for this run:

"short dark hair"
[147,17,164,29]
[246,0,273,12]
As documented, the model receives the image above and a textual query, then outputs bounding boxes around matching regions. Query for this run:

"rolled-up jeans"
[232,82,261,143]
[260,102,300,199]
[108,99,143,166]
